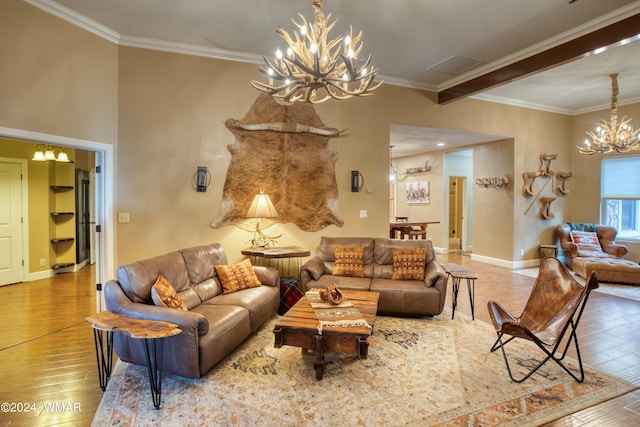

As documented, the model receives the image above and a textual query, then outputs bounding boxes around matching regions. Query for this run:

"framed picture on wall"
[406,181,429,204]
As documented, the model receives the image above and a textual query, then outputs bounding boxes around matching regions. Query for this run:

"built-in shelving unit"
[50,212,74,217]
[51,263,74,270]
[50,185,73,192]
[51,237,74,243]
[49,163,76,272]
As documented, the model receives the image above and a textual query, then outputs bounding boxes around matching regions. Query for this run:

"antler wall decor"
[475,176,509,188]
[522,153,572,219]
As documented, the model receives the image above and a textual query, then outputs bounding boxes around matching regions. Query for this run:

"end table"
[85,312,181,409]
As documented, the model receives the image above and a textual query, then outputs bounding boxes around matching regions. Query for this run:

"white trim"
[24,0,120,43]
[28,269,52,281]
[119,35,264,64]
[470,253,539,270]
[0,126,115,311]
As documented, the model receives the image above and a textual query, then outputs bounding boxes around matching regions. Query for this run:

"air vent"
[428,56,483,75]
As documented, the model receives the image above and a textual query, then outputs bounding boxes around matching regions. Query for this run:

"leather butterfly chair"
[487,257,599,383]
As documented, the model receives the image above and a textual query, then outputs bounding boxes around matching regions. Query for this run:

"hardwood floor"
[0,265,101,427]
[0,254,638,426]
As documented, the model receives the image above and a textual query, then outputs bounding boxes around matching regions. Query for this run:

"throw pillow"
[151,275,188,311]
[391,248,427,280]
[215,258,262,294]
[570,230,603,252]
[333,246,365,278]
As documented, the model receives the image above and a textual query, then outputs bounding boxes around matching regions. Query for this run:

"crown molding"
[25,0,120,43]
[25,0,640,114]
[119,35,264,64]
[472,92,640,116]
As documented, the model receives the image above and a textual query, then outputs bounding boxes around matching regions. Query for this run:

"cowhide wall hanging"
[210,94,345,232]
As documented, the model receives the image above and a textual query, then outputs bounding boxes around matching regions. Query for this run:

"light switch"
[360,210,367,218]
[118,212,130,223]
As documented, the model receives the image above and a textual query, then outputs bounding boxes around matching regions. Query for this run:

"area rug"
[513,268,640,301]
[92,310,636,427]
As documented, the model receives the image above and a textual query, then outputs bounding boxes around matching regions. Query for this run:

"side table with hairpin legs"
[85,312,181,409]
[441,263,478,320]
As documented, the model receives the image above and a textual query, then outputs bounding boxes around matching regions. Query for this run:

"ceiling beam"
[438,13,640,105]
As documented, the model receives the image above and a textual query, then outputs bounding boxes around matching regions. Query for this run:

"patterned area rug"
[92,310,636,427]
[513,268,640,301]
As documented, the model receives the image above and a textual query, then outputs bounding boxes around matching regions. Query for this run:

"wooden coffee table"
[273,290,379,379]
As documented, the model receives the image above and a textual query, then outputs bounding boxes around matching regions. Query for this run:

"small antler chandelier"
[250,0,382,104]
[578,73,640,155]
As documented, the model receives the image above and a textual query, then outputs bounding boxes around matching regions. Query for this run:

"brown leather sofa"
[557,223,640,284]
[104,243,280,378]
[300,237,447,316]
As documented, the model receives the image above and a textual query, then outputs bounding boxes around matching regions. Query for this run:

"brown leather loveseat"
[300,237,447,316]
[104,243,280,378]
[557,223,640,284]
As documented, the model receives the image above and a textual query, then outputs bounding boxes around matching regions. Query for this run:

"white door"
[0,162,24,286]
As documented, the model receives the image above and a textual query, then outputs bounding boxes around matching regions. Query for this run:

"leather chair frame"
[488,257,599,383]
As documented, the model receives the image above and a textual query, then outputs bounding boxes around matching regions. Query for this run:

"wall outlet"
[118,212,130,223]
[520,249,524,256]
[39,258,46,267]
[359,210,368,219]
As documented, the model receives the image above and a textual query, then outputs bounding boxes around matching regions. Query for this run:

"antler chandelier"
[578,73,640,154]
[250,0,381,104]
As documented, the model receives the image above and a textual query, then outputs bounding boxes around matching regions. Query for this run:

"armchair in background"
[556,223,640,284]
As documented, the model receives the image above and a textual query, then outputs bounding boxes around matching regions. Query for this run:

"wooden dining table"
[389,221,440,239]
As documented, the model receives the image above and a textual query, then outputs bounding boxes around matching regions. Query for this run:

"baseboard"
[74,259,87,272]
[470,253,540,269]
[28,269,53,281]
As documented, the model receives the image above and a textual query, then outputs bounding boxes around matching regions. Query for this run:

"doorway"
[76,169,91,265]
[0,126,115,311]
[0,160,26,286]
[448,176,465,252]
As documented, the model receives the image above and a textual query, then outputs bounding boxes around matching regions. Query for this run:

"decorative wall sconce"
[475,176,509,188]
[351,170,363,192]
[32,144,71,162]
[193,166,211,192]
[246,190,281,248]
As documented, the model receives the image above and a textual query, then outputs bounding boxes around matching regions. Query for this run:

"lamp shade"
[32,150,46,161]
[44,147,56,161]
[56,151,70,162]
[246,191,279,218]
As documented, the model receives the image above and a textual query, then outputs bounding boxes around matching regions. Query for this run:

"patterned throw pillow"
[391,248,427,280]
[215,258,262,294]
[570,230,602,252]
[333,246,365,278]
[151,275,188,311]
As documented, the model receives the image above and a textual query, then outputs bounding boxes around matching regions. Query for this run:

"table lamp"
[246,190,281,248]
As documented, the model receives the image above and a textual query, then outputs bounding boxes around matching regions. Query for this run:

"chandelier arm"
[253,0,381,103]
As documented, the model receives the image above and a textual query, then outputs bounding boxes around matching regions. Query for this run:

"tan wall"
[0,0,118,143]
[3,0,595,272]
[473,140,515,260]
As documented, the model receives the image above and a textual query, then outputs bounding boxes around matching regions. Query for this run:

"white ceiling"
[28,0,640,156]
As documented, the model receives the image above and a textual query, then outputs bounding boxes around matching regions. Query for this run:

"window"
[601,156,640,240]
